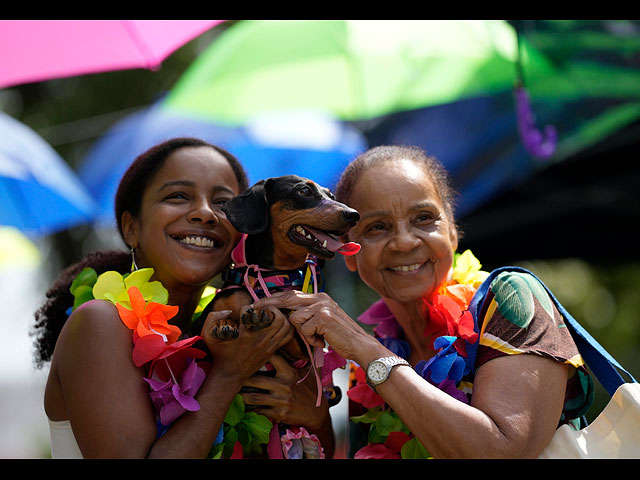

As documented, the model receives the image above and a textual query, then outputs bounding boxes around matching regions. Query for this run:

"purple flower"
[144,358,206,426]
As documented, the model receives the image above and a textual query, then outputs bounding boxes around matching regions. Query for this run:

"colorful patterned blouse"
[347,270,594,458]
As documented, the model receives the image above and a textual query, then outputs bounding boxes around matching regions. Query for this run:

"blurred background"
[1,19,639,458]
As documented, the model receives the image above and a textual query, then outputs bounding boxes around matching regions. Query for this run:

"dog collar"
[222,266,307,297]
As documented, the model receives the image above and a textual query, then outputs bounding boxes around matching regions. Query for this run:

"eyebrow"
[358,201,441,220]
[159,180,194,191]
[158,180,236,195]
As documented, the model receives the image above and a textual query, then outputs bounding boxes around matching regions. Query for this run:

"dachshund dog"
[202,175,360,364]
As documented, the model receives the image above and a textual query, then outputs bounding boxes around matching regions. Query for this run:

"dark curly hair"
[335,145,459,227]
[31,137,249,368]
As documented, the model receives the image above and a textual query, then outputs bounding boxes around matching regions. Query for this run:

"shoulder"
[55,299,134,372]
[62,299,129,338]
[488,270,557,328]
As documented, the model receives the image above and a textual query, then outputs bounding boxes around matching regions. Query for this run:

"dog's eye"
[297,185,313,197]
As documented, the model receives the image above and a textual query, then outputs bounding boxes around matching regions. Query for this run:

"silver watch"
[365,356,410,392]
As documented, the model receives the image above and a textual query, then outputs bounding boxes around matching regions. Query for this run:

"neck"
[165,283,208,333]
[383,296,434,363]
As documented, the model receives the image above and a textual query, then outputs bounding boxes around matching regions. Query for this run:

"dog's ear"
[222,180,270,234]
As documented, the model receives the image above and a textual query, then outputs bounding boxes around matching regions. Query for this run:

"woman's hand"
[241,353,329,430]
[200,308,295,382]
[252,290,386,367]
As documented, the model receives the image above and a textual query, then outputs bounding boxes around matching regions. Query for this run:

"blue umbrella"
[0,111,98,237]
[78,103,368,227]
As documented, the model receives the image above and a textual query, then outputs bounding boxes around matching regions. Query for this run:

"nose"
[342,208,360,226]
[188,199,220,225]
[389,224,421,252]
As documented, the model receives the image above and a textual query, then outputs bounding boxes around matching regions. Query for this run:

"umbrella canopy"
[78,103,367,227]
[0,111,98,236]
[363,20,640,217]
[363,92,532,218]
[0,20,223,88]
[164,20,553,125]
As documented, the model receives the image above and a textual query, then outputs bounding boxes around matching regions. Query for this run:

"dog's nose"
[342,209,360,225]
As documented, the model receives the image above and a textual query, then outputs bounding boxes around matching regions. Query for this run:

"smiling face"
[343,158,458,304]
[121,146,242,290]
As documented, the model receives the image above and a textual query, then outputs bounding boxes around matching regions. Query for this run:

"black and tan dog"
[201,174,360,364]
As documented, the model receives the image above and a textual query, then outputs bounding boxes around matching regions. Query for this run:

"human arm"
[252,290,568,458]
[54,301,294,458]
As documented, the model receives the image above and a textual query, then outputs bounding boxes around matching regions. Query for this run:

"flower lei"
[346,250,489,459]
[69,266,333,459]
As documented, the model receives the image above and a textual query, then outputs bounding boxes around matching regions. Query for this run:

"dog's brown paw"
[211,323,239,341]
[241,307,274,330]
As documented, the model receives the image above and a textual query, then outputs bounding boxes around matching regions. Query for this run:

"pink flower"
[354,443,400,459]
[321,348,346,387]
[346,365,386,409]
[133,332,206,380]
[281,427,325,459]
[358,299,400,339]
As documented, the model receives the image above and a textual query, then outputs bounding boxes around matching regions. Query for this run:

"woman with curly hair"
[33,137,334,458]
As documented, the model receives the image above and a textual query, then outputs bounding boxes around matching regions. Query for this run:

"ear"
[222,180,270,234]
[121,211,138,249]
[343,254,358,272]
[449,222,459,253]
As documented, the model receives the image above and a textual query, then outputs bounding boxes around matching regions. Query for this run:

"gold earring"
[130,246,139,272]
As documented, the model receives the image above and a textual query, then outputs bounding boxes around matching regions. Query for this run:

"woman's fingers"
[252,290,319,311]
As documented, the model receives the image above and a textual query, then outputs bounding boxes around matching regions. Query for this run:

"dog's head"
[223,175,360,269]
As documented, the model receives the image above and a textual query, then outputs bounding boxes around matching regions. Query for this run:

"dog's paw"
[210,323,239,341]
[241,307,274,330]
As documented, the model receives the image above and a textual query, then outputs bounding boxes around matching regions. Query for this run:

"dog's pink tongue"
[306,227,361,256]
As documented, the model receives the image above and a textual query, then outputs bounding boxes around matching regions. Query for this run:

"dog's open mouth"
[289,225,360,257]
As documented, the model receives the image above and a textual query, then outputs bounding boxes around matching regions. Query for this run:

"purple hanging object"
[515,86,557,159]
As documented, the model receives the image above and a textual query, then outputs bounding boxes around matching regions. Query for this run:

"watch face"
[367,361,388,382]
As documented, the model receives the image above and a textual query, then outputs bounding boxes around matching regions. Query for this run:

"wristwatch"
[366,356,410,392]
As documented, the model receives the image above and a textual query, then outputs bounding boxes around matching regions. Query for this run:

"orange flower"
[116,286,181,344]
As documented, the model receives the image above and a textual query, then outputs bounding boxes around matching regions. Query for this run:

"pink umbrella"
[0,20,224,88]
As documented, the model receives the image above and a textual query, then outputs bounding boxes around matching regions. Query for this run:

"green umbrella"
[165,20,555,125]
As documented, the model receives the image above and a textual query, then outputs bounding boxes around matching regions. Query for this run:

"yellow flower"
[92,268,168,309]
[194,285,217,316]
[451,250,489,288]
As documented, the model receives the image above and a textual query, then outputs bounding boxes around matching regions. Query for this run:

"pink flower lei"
[347,250,489,459]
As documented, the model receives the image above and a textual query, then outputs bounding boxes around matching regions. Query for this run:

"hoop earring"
[130,246,139,272]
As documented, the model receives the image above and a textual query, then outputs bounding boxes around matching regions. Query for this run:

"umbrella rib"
[121,21,158,69]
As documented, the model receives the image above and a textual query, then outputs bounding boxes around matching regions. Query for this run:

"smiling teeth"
[390,263,422,272]
[180,235,215,248]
